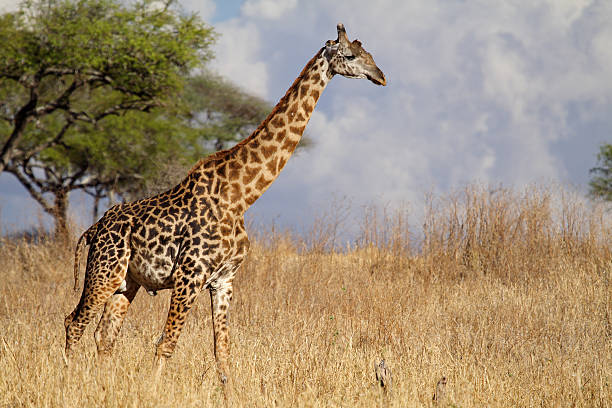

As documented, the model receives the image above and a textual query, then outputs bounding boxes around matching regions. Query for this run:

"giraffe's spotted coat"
[65,23,386,390]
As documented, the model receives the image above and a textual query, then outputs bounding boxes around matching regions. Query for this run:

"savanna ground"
[0,184,610,407]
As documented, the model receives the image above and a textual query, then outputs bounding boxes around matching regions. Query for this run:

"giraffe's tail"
[73,224,97,292]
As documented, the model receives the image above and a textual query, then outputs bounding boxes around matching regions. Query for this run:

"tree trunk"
[52,188,71,243]
[93,193,101,223]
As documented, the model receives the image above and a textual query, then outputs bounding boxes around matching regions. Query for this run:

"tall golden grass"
[0,184,610,407]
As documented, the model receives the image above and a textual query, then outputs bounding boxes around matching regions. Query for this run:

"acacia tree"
[0,0,215,238]
[589,143,612,202]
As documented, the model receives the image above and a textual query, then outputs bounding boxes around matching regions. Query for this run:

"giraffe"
[64,23,386,389]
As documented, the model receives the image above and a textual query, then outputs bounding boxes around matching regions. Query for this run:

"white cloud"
[179,0,216,21]
[209,20,269,98]
[241,0,297,20]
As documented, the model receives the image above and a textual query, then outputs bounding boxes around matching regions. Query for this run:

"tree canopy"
[0,0,276,238]
[0,0,214,166]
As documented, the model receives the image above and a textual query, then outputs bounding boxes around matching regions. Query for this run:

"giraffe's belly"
[127,249,177,291]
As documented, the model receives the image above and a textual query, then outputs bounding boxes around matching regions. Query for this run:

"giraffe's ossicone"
[64,23,386,391]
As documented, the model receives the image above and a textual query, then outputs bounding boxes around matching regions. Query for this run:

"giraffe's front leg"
[153,267,204,386]
[209,279,234,386]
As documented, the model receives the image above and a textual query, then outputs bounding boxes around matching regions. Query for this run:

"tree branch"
[94,99,162,121]
[34,77,84,117]
[27,163,60,192]
[19,120,75,163]
[0,72,86,171]
[67,163,90,187]
[0,79,40,172]
[5,164,55,215]
[43,67,158,99]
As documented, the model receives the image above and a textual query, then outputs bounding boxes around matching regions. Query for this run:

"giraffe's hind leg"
[64,238,131,361]
[94,274,140,357]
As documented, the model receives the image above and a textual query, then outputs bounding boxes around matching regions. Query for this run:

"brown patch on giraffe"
[217,163,227,179]
[230,183,242,202]
[239,148,248,163]
[245,187,252,195]
[270,116,285,128]
[310,89,320,100]
[221,239,231,250]
[245,195,257,206]
[266,158,278,174]
[282,138,299,151]
[242,166,260,185]
[237,236,250,253]
[219,184,229,201]
[300,84,310,96]
[261,145,277,159]
[288,103,298,118]
[229,169,240,180]
[249,150,262,164]
[255,175,273,191]
[311,72,320,82]
[275,129,286,142]
[260,130,274,141]
[278,157,288,171]
[289,125,306,135]
[248,138,260,149]
[302,101,314,114]
[296,112,306,122]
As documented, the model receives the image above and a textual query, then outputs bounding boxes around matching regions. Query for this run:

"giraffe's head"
[323,23,386,86]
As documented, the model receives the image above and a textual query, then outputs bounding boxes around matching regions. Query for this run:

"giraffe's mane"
[187,47,326,176]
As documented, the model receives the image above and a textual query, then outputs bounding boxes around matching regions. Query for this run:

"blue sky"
[1,0,611,236]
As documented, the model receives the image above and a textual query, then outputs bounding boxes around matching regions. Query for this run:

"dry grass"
[0,184,610,407]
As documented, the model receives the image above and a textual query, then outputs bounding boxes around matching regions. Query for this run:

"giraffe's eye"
[345,55,356,61]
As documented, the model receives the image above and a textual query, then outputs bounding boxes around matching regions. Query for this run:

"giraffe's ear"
[325,40,339,57]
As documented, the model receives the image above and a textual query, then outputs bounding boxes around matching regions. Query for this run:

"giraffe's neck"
[193,48,332,215]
